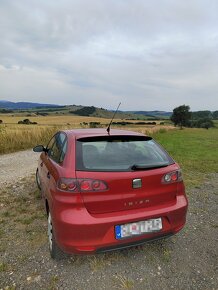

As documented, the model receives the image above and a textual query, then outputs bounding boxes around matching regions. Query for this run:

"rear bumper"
[52,195,188,254]
[96,232,174,253]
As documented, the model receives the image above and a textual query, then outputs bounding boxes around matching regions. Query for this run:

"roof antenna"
[106,102,121,134]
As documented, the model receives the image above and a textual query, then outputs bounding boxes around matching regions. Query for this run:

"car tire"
[36,168,41,190]
[47,211,65,260]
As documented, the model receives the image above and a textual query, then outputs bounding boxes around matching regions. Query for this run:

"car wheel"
[36,169,41,190]
[47,211,64,260]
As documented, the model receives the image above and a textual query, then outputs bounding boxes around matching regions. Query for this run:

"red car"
[33,129,188,259]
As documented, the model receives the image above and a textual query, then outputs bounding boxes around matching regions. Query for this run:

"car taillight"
[57,178,79,192]
[162,170,183,184]
[57,178,108,193]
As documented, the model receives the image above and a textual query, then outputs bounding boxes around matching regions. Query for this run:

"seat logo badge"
[132,178,142,189]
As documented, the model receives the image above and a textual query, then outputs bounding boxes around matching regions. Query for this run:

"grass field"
[0,114,172,154]
[0,114,114,125]
[0,115,217,188]
[152,127,218,187]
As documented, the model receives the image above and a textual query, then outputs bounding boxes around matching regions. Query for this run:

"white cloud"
[0,0,218,110]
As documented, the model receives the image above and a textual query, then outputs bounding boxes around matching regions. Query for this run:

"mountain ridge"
[0,100,62,109]
[0,100,172,117]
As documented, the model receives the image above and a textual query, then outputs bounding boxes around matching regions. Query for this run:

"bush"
[0,109,13,113]
[190,118,214,129]
[112,121,131,126]
[135,121,156,125]
[80,122,88,127]
[18,119,37,125]
[89,122,101,128]
[36,112,48,116]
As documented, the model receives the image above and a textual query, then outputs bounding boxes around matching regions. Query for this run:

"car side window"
[59,134,67,163]
[46,135,56,152]
[47,132,67,164]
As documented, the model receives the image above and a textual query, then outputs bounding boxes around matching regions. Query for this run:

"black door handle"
[47,172,50,179]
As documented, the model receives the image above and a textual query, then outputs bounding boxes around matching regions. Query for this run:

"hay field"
[0,114,174,154]
[0,114,167,125]
[0,114,111,125]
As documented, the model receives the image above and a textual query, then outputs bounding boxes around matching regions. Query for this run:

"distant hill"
[126,110,172,118]
[72,106,136,119]
[0,100,176,119]
[0,100,62,110]
[1,101,217,120]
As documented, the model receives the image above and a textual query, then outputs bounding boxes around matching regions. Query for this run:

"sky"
[0,0,218,111]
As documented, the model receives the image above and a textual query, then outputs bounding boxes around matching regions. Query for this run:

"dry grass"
[115,274,134,289]
[0,124,60,154]
[0,114,114,125]
[0,113,167,125]
[0,114,175,154]
[119,125,174,135]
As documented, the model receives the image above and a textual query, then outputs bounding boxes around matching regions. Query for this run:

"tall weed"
[0,125,61,154]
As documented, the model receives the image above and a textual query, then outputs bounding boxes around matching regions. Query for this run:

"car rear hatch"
[75,135,178,214]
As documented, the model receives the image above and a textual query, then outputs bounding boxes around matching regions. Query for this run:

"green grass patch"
[0,262,8,272]
[152,127,218,188]
[34,189,42,200]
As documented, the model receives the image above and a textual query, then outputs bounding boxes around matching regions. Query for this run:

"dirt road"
[0,149,40,185]
[0,151,218,290]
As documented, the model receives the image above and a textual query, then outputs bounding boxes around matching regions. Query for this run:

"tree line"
[171,105,216,129]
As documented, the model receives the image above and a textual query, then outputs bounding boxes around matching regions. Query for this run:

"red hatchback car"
[33,129,188,259]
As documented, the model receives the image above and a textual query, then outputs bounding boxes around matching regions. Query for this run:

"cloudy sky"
[0,0,218,111]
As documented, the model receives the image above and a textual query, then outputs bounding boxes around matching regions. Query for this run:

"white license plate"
[115,218,162,239]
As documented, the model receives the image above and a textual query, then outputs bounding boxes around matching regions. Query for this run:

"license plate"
[115,218,162,239]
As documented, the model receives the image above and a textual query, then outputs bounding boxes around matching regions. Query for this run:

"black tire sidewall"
[48,211,64,260]
[36,169,41,190]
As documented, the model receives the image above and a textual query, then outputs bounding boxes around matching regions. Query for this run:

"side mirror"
[33,145,46,153]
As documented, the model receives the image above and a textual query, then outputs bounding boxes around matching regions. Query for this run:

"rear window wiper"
[131,162,169,171]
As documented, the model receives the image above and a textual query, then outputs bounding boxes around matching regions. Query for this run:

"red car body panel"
[37,129,188,254]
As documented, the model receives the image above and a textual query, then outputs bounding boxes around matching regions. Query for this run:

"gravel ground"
[0,150,40,186]
[0,151,218,290]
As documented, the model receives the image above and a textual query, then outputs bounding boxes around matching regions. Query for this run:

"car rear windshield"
[76,136,174,172]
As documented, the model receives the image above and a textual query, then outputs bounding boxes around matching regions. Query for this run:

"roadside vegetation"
[0,114,217,188]
[0,125,59,154]
[0,114,171,154]
[152,125,218,187]
[170,105,217,129]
